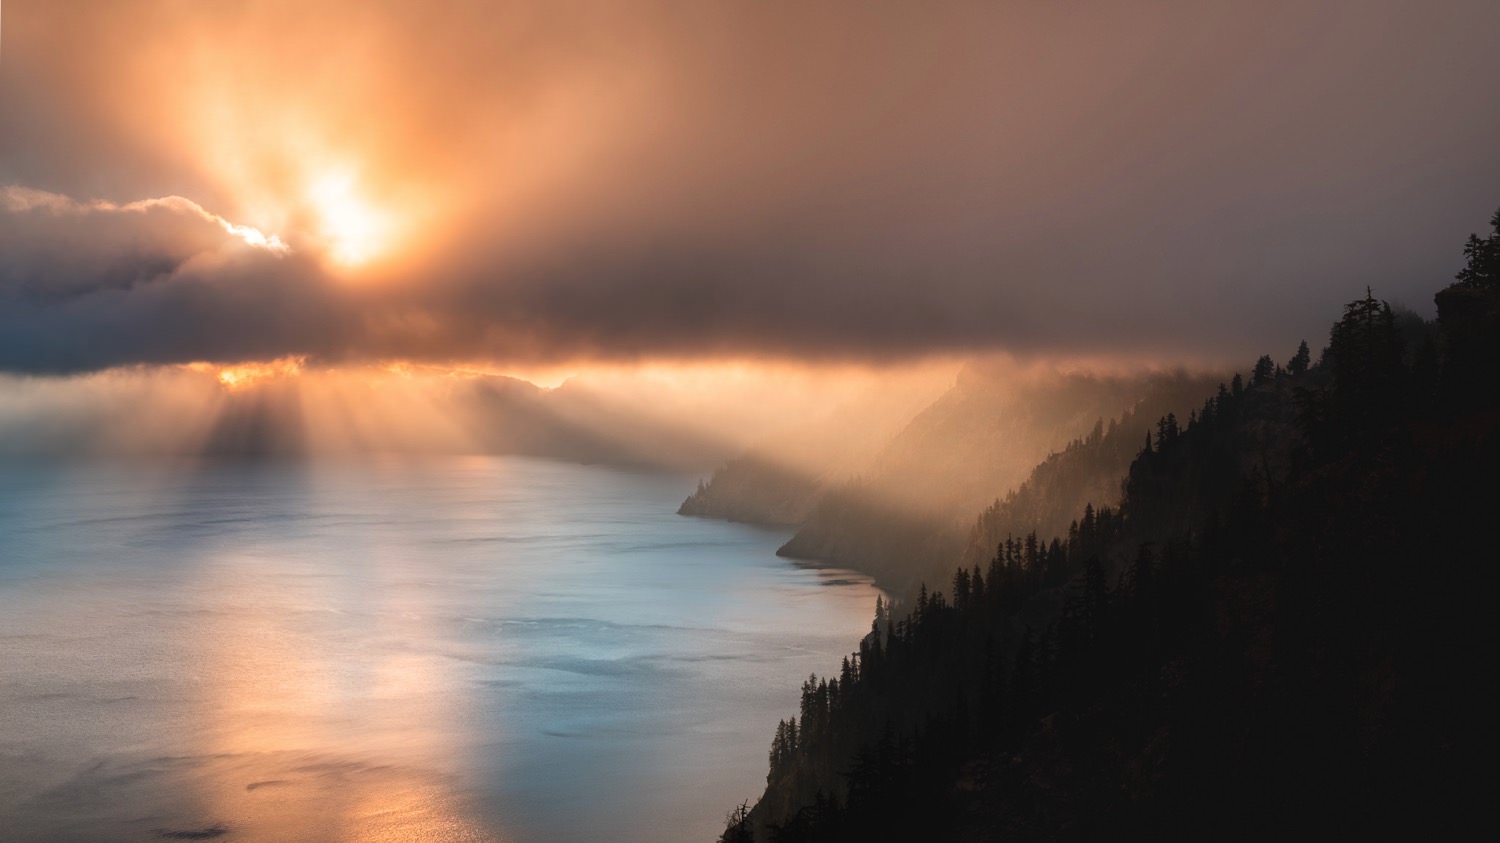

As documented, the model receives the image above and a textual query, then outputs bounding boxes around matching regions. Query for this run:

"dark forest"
[721,209,1500,841]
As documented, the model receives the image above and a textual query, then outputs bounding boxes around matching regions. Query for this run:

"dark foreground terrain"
[721,209,1500,841]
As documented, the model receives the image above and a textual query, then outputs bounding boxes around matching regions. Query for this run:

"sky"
[1,0,1498,376]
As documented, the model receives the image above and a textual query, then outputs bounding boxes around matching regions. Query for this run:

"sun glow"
[307,171,394,268]
[185,357,307,391]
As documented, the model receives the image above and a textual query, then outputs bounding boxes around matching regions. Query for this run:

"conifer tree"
[1454,207,1500,289]
[1252,355,1275,386]
[1287,340,1311,376]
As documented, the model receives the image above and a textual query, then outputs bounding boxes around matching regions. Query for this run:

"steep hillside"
[956,373,1255,571]
[777,369,1220,597]
[718,211,1500,841]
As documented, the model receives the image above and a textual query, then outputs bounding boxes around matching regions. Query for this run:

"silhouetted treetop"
[1287,340,1311,377]
[1454,206,1500,289]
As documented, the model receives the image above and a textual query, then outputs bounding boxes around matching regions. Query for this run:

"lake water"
[0,457,878,842]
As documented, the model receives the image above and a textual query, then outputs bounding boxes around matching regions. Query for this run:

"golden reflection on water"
[182,539,500,842]
[0,459,883,842]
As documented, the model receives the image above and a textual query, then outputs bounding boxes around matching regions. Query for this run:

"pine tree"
[952,567,971,608]
[1436,208,1500,407]
[1325,288,1404,424]
[1454,207,1500,289]
[1287,340,1311,376]
[1155,413,1180,450]
[1252,355,1275,386]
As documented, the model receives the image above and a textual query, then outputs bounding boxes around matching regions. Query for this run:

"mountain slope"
[719,211,1500,841]
[776,370,1220,597]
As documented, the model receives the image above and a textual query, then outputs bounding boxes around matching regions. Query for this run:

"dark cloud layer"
[1,1,1498,373]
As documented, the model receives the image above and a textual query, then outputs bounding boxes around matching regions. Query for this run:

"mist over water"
[0,457,878,842]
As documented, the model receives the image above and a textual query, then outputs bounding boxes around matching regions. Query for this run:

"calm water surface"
[0,458,878,842]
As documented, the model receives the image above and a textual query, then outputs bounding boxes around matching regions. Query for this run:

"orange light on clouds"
[185,357,308,391]
[221,218,287,252]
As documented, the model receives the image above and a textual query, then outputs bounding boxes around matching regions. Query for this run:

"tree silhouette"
[1436,207,1500,406]
[1454,207,1500,289]
[720,802,754,843]
[1252,354,1275,386]
[1323,288,1404,429]
[1287,340,1311,376]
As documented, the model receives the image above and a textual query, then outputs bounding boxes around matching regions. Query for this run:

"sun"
[306,171,393,267]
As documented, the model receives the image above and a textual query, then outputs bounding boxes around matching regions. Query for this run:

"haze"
[2,1,1496,380]
[5,5,1498,841]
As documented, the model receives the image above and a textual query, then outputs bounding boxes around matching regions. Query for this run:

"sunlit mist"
[0,358,963,473]
[187,357,308,392]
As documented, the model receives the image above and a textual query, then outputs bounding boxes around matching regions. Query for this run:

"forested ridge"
[719,210,1500,841]
[779,373,1226,600]
[955,374,1228,576]
[683,369,1221,597]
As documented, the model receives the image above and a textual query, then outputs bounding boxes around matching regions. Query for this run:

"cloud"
[0,186,341,372]
[1,2,1498,373]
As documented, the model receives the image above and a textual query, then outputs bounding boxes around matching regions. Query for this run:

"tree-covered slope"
[775,369,1219,597]
[719,210,1500,842]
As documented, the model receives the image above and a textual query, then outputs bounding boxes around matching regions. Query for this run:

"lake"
[0,457,878,842]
